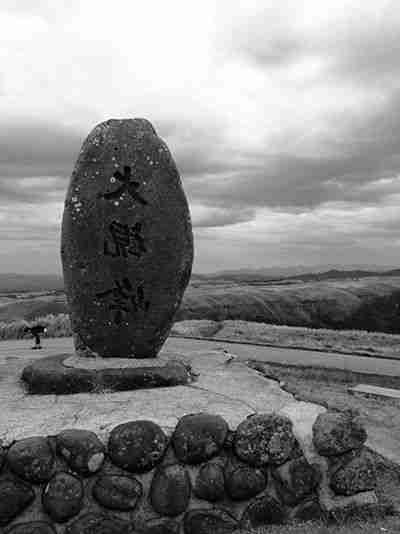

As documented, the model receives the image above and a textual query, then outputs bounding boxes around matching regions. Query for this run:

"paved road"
[2,335,400,378]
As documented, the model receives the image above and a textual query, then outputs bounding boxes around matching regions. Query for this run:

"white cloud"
[1,0,400,272]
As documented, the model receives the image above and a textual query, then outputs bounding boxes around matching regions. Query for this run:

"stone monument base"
[21,354,193,394]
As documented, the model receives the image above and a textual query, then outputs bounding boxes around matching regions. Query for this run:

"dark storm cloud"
[0,119,82,179]
[173,90,400,212]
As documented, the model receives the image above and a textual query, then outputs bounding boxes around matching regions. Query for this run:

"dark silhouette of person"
[24,325,47,349]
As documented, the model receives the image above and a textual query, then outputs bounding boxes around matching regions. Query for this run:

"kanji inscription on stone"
[101,165,147,204]
[104,220,147,259]
[96,278,150,325]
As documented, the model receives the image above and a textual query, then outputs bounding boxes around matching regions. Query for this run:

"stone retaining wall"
[0,411,378,533]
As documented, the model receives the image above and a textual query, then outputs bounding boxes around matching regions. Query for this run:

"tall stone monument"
[22,118,194,393]
[62,118,193,359]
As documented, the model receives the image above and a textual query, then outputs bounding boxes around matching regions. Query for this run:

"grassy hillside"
[177,276,400,334]
[0,275,400,334]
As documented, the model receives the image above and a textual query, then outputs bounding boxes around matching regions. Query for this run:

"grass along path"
[171,320,400,359]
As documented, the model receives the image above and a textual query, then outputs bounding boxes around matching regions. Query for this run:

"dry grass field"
[171,319,400,358]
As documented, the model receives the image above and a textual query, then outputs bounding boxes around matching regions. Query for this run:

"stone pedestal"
[22,354,193,394]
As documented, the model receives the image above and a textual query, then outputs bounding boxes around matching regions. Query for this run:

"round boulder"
[172,413,228,464]
[7,437,55,483]
[42,472,83,523]
[65,512,131,534]
[313,411,367,456]
[184,509,238,534]
[6,522,57,534]
[273,456,321,505]
[234,413,301,467]
[330,448,377,496]
[225,461,267,501]
[56,429,105,475]
[142,519,179,534]
[0,475,35,526]
[241,493,286,528]
[292,499,323,522]
[108,420,167,472]
[150,464,191,517]
[193,461,225,502]
[92,474,142,511]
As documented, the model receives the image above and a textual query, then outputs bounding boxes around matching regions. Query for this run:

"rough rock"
[0,476,35,526]
[172,413,228,464]
[65,512,132,534]
[273,456,321,505]
[312,411,367,456]
[224,460,267,501]
[292,499,324,521]
[234,413,301,467]
[0,443,5,472]
[330,448,377,496]
[42,472,83,523]
[150,464,191,516]
[5,522,57,534]
[56,429,105,475]
[142,519,180,534]
[193,461,225,502]
[184,509,238,534]
[108,420,168,472]
[7,437,55,483]
[61,118,193,358]
[22,355,191,394]
[241,493,286,528]
[92,474,142,510]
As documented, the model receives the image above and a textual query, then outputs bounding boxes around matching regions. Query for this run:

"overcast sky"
[1,1,400,274]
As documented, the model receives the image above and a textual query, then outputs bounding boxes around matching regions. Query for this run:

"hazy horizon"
[0,262,399,278]
[1,1,399,273]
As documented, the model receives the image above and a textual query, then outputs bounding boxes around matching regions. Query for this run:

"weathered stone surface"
[142,519,180,534]
[292,499,323,522]
[193,461,225,502]
[273,456,320,505]
[184,509,238,534]
[108,420,167,472]
[56,429,105,475]
[150,464,191,516]
[0,476,35,526]
[61,118,193,358]
[42,472,83,523]
[65,512,132,534]
[172,413,228,464]
[312,411,367,456]
[234,413,301,467]
[22,355,191,394]
[241,493,286,528]
[330,448,377,496]
[92,474,142,510]
[0,443,5,472]
[7,437,55,483]
[5,522,57,534]
[224,460,267,501]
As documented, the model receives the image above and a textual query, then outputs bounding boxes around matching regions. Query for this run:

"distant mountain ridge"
[193,265,400,283]
[1,264,399,293]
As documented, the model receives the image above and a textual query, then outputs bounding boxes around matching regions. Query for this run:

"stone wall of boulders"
[0,411,377,533]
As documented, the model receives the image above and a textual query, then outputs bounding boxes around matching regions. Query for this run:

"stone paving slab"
[0,337,324,448]
[1,336,400,466]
